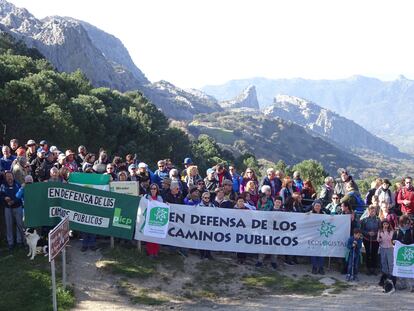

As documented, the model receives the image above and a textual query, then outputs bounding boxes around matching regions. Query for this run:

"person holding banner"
[145,183,164,257]
[392,215,414,291]
[310,200,326,275]
[255,193,279,269]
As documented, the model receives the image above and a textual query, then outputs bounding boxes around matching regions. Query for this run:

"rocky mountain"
[263,95,407,159]
[188,111,370,176]
[0,0,218,120]
[220,85,259,110]
[202,76,414,153]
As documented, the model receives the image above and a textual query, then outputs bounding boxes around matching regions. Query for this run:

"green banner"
[25,182,140,239]
[69,172,110,185]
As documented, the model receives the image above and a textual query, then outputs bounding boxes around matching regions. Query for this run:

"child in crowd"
[377,220,395,286]
[346,228,363,281]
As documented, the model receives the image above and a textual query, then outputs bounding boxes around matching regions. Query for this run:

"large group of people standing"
[0,138,413,291]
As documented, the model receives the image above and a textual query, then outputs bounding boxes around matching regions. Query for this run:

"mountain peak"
[220,85,259,110]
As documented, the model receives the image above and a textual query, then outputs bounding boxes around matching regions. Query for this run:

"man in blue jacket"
[229,165,242,194]
[1,171,24,251]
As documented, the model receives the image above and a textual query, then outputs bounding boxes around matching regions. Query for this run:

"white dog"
[25,228,48,260]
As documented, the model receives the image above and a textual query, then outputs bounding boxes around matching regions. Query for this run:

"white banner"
[392,241,414,278]
[135,199,350,257]
[110,181,139,196]
[142,199,170,238]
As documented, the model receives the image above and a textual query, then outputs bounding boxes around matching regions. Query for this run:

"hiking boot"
[346,274,352,282]
[271,262,278,270]
[255,261,263,268]
[319,268,325,275]
[378,274,386,287]
[206,254,214,261]
[312,267,318,274]
[353,275,359,282]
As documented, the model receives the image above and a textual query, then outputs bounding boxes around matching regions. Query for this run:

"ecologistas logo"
[112,208,133,229]
[148,206,169,227]
[318,220,336,238]
[396,245,414,266]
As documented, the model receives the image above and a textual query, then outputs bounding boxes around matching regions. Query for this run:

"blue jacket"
[230,173,242,194]
[0,181,22,208]
[346,236,362,254]
[152,169,169,187]
[0,155,16,171]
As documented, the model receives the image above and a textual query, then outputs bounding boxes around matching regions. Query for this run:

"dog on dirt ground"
[24,228,48,260]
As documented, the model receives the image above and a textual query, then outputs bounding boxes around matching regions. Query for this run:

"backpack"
[348,191,365,215]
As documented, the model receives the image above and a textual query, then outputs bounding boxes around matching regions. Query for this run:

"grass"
[0,242,75,311]
[242,272,328,296]
[118,280,168,306]
[98,246,157,278]
[97,246,184,278]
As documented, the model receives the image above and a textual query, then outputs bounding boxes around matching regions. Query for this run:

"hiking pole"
[351,247,354,280]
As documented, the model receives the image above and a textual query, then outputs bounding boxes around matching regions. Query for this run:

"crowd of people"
[0,138,413,291]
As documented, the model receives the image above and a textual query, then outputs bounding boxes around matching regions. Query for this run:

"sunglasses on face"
[150,188,157,190]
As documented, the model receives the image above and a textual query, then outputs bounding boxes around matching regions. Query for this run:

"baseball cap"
[183,157,193,165]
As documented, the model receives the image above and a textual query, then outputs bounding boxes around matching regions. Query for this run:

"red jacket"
[397,186,414,214]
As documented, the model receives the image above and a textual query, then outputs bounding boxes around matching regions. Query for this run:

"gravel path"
[67,241,413,311]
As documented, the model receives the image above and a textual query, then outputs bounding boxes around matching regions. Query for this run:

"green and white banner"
[69,172,110,191]
[393,241,414,278]
[135,199,350,257]
[143,199,170,238]
[25,182,139,239]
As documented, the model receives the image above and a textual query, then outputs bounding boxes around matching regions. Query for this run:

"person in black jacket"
[262,168,282,198]
[164,182,183,204]
[35,152,56,182]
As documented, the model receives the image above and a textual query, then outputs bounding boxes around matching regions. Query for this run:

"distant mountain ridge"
[202,76,414,153]
[263,95,406,159]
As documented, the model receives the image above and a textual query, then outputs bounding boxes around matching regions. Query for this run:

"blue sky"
[10,0,414,88]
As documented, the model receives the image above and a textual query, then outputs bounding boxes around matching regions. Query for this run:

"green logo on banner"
[397,246,414,266]
[318,221,336,238]
[112,208,132,229]
[149,207,169,226]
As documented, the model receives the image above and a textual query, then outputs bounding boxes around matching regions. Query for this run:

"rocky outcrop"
[220,85,259,110]
[263,95,407,158]
[202,76,414,153]
[0,0,221,120]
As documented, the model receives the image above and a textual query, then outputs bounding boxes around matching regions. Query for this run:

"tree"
[292,160,328,188]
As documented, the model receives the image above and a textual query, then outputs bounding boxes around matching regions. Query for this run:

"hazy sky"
[10,0,414,88]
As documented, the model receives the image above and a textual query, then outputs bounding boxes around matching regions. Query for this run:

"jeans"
[81,233,96,248]
[380,247,393,275]
[4,207,24,246]
[311,256,324,268]
[347,249,359,276]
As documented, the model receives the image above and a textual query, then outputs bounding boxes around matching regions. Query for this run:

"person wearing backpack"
[396,176,414,223]
[375,179,395,206]
[341,183,365,219]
